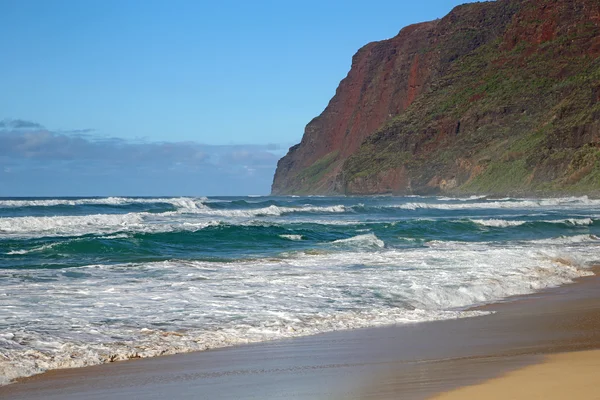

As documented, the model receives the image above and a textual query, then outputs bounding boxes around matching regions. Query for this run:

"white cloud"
[0,119,284,195]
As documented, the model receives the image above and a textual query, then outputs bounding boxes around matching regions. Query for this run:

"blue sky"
[0,0,474,196]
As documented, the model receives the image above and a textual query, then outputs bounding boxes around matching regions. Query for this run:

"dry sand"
[430,350,600,400]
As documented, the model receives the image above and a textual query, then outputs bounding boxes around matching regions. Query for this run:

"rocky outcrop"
[272,0,600,196]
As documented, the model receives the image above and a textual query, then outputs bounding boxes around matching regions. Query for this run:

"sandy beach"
[431,349,600,400]
[1,269,600,400]
[2,0,600,397]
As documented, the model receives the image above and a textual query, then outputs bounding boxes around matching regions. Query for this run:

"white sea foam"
[2,195,599,385]
[0,212,224,238]
[0,204,351,238]
[285,219,363,226]
[0,307,487,386]
[0,203,595,240]
[177,204,349,217]
[472,218,597,228]
[393,196,600,211]
[0,197,209,209]
[563,218,595,226]
[279,234,303,241]
[472,219,527,227]
[531,234,600,245]
[1,237,596,384]
[101,233,131,239]
[332,233,385,248]
[437,195,488,201]
[0,213,146,237]
[6,242,63,255]
[5,234,130,254]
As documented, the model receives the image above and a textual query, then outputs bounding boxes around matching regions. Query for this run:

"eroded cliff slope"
[272,0,600,196]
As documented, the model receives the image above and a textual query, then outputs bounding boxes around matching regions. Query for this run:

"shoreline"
[2,269,600,399]
[355,270,600,399]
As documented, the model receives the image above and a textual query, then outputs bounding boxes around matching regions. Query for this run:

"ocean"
[1,195,599,384]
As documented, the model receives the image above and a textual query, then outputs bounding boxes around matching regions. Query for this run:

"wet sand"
[2,272,600,399]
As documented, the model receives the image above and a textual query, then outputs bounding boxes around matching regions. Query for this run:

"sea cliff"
[272,0,600,196]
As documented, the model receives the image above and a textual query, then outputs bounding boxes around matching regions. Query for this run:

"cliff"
[272,0,600,196]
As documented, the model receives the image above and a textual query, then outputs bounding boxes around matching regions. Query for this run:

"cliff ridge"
[272,0,600,196]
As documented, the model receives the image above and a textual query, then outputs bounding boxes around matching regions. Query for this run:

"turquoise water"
[1,195,599,383]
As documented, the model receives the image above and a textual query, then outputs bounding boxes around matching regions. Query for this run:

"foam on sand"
[1,236,596,385]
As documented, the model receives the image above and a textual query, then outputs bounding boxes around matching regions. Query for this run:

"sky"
[0,0,475,196]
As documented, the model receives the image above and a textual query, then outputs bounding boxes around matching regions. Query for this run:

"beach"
[1,195,599,398]
[2,270,600,399]
[3,0,600,396]
[432,350,600,400]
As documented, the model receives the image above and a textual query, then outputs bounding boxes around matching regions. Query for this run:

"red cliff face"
[272,20,440,194]
[272,0,600,196]
[272,0,519,194]
[502,0,600,53]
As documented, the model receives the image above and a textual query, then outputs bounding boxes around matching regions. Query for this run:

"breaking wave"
[1,194,599,385]
[1,241,595,385]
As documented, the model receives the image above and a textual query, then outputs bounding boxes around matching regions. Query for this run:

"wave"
[561,218,596,226]
[331,233,385,248]
[1,239,595,385]
[3,194,600,385]
[0,203,351,238]
[6,242,63,255]
[0,197,350,219]
[392,196,600,210]
[0,213,146,237]
[437,195,488,201]
[279,234,303,241]
[0,307,488,386]
[471,219,527,227]
[0,212,224,238]
[471,217,596,228]
[4,236,128,256]
[0,197,209,209]
[1,211,595,241]
[2,195,599,215]
[178,204,349,217]
[531,234,600,245]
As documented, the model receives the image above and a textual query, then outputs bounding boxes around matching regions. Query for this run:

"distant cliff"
[272,0,600,196]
